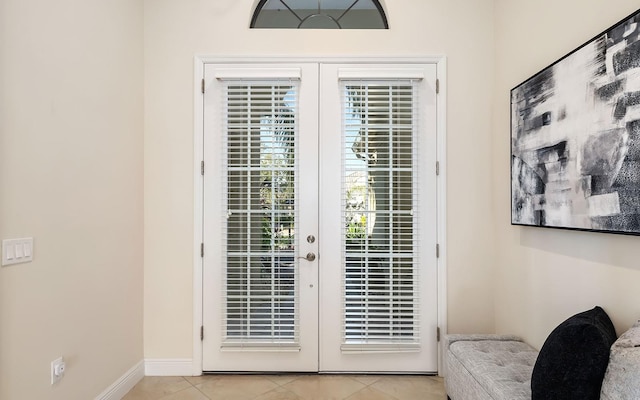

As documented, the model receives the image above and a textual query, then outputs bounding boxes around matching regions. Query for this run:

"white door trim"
[193,55,447,377]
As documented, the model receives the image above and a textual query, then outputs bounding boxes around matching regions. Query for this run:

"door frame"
[192,56,448,376]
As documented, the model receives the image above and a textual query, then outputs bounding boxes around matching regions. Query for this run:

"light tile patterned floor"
[122,374,445,400]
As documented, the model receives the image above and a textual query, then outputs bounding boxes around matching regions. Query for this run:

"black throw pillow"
[531,306,617,400]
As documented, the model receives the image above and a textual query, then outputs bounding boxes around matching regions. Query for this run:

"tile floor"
[122,374,445,400]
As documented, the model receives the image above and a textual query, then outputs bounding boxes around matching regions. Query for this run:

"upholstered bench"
[445,307,639,400]
[445,334,537,400]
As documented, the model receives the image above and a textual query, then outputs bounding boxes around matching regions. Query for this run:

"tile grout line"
[182,376,213,400]
[186,374,443,400]
[194,384,213,400]
[263,375,301,399]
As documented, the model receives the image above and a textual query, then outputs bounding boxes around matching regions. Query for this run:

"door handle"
[297,252,316,262]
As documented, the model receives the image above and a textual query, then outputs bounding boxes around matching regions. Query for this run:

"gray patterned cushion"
[449,339,538,400]
[601,320,640,400]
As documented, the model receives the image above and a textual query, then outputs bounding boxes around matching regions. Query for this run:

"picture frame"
[511,7,640,235]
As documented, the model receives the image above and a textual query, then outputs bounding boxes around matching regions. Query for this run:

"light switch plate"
[2,238,33,266]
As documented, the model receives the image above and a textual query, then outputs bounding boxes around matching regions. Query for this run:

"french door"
[202,61,438,373]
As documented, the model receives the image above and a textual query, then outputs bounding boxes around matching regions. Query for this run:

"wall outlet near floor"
[51,357,65,385]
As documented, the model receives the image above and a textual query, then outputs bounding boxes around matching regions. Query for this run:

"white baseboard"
[145,359,194,376]
[95,360,144,400]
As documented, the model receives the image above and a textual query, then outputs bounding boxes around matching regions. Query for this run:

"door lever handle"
[297,252,316,262]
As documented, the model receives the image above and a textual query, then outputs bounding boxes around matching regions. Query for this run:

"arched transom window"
[251,0,388,29]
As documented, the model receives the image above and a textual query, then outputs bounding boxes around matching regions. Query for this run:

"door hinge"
[201,78,205,94]
[436,161,440,176]
[436,79,440,94]
[437,326,441,342]
[200,243,204,257]
[436,243,440,258]
[201,161,205,175]
[200,325,204,341]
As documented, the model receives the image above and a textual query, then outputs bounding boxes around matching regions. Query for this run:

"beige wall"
[143,0,497,359]
[493,0,640,349]
[0,0,144,398]
[5,0,637,390]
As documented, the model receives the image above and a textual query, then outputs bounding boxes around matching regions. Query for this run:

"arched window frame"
[250,0,389,29]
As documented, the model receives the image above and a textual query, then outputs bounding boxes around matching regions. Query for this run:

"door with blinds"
[202,62,438,373]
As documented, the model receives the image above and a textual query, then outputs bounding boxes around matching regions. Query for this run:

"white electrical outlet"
[51,357,65,385]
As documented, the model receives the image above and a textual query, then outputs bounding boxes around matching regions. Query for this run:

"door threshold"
[201,371,438,376]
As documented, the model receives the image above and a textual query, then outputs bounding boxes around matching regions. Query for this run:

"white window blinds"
[222,81,300,347]
[341,80,421,352]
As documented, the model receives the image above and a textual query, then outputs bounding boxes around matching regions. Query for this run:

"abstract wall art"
[511,8,640,235]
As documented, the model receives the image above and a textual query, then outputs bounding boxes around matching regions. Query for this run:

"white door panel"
[319,64,438,372]
[203,62,437,373]
[202,63,319,371]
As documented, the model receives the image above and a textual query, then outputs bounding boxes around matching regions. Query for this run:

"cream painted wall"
[493,0,640,349]
[0,0,144,398]
[144,0,497,359]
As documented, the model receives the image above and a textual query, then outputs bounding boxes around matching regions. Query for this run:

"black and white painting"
[511,8,640,235]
